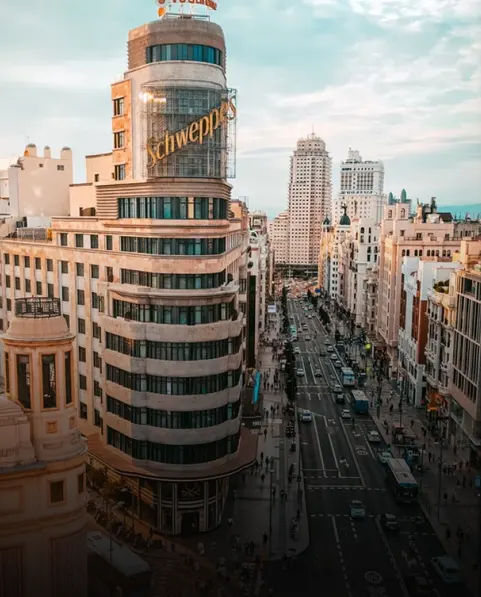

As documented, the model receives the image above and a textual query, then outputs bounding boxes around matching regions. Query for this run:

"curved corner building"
[90,14,255,534]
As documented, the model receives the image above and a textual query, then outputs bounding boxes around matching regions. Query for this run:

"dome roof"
[339,213,351,226]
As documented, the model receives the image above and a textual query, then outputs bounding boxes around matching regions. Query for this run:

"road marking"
[331,515,340,543]
[375,517,410,597]
[313,414,327,477]
[339,419,366,487]
[328,433,339,470]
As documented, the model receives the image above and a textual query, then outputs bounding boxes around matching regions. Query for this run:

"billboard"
[142,85,237,179]
[267,304,277,314]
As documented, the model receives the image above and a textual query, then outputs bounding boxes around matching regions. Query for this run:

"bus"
[385,458,419,503]
[87,531,152,597]
[340,367,355,387]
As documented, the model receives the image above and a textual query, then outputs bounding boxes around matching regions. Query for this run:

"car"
[335,394,345,404]
[431,556,462,584]
[302,324,308,329]
[305,336,311,341]
[296,369,305,376]
[325,339,331,345]
[314,369,322,377]
[334,360,342,368]
[300,410,313,423]
[350,500,366,519]
[404,574,438,595]
[326,345,334,353]
[380,513,400,532]
[333,384,343,394]
[378,450,392,464]
[330,354,337,361]
[341,409,351,419]
[294,347,300,354]
[308,314,312,319]
[319,348,326,356]
[367,431,381,443]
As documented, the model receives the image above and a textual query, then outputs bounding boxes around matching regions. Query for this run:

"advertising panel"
[142,85,236,179]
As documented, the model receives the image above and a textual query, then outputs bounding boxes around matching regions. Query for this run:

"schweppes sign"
[147,98,236,169]
[157,0,217,17]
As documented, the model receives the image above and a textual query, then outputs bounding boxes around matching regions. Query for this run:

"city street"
[262,297,473,597]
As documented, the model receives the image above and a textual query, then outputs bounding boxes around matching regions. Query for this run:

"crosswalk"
[307,486,387,491]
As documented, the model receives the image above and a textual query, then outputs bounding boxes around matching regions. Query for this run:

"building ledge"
[87,426,258,482]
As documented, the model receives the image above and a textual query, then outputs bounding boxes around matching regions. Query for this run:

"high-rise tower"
[0,297,87,597]
[287,134,332,268]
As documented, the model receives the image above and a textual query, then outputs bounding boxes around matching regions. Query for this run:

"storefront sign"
[147,98,236,169]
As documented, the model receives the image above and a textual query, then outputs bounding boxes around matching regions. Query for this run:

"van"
[431,556,462,584]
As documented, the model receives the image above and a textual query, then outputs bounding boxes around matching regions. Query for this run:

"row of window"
[117,197,227,220]
[5,351,73,410]
[106,332,242,361]
[120,236,226,256]
[146,44,223,67]
[106,365,241,396]
[121,269,226,290]
[107,395,241,429]
[113,299,233,325]
[107,428,240,465]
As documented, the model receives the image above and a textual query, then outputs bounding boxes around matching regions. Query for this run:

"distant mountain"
[438,203,481,218]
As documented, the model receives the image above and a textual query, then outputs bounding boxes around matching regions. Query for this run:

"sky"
[0,0,480,217]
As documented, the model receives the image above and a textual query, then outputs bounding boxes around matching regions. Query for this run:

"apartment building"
[397,259,461,407]
[376,199,481,374]
[0,13,257,536]
[269,211,289,266]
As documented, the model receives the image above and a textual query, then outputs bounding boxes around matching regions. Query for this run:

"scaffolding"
[141,84,236,179]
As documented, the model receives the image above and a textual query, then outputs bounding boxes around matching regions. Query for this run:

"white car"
[308,314,312,319]
[350,500,366,519]
[333,384,342,394]
[305,336,311,341]
[296,369,305,376]
[326,346,334,353]
[368,431,381,443]
[341,409,351,419]
[330,354,337,361]
[301,410,313,423]
[334,360,342,368]
[314,369,322,377]
[378,451,392,464]
[294,347,300,354]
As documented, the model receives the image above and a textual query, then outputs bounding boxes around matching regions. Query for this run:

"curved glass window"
[120,236,226,256]
[146,44,223,67]
[106,333,242,361]
[107,365,241,396]
[112,299,233,325]
[118,197,227,220]
[107,427,240,465]
[107,395,241,429]
[121,268,226,290]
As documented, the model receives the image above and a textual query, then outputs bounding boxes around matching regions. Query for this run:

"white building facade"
[288,134,332,266]
[269,211,289,265]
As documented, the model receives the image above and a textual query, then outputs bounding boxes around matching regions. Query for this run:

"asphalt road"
[262,297,472,597]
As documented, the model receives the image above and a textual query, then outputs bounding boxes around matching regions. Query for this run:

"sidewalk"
[371,406,480,597]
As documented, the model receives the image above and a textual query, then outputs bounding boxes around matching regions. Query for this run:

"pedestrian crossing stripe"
[307,486,387,491]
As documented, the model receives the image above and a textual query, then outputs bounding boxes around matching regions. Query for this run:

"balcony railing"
[15,297,61,319]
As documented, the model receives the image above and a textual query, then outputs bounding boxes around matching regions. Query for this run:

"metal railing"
[15,297,61,318]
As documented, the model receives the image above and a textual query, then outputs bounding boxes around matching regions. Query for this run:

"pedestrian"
[263,532,268,545]
[462,475,466,488]
[261,473,266,483]
[260,451,264,462]
[264,428,268,439]
[272,487,277,499]
[445,527,451,540]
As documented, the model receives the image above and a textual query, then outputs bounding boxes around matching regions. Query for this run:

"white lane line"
[375,517,411,597]
[331,515,340,543]
[339,419,366,487]
[363,432,376,459]
[328,433,339,471]
[313,411,327,477]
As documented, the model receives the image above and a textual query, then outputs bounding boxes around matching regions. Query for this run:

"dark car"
[380,513,400,532]
[404,573,438,595]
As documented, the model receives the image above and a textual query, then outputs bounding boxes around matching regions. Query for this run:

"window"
[17,355,31,409]
[121,268,226,290]
[79,374,87,390]
[94,381,102,398]
[25,279,31,293]
[94,409,102,428]
[4,253,9,264]
[113,131,125,149]
[57,165,65,171]
[93,351,102,370]
[117,197,228,220]
[61,261,68,274]
[24,256,30,267]
[50,481,65,504]
[91,292,99,309]
[61,286,69,302]
[59,233,68,246]
[5,275,10,288]
[113,97,124,116]
[15,277,20,290]
[65,351,73,404]
[75,234,84,248]
[64,314,70,328]
[6,299,11,311]
[48,284,54,299]
[78,346,86,362]
[112,299,233,325]
[4,352,10,394]
[94,173,100,182]
[76,262,84,276]
[47,259,53,271]
[90,235,99,249]
[42,354,57,409]
[93,322,101,340]
[78,318,86,334]
[14,255,19,266]
[80,402,88,419]
[106,235,113,250]
[114,164,126,181]
[146,43,223,67]
[106,267,113,282]
[91,264,99,279]
[77,473,85,494]
[36,281,42,295]
[119,236,226,256]
[77,289,85,305]
[35,257,41,270]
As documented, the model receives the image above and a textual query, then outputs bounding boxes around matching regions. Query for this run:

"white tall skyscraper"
[288,134,332,266]
[332,148,386,224]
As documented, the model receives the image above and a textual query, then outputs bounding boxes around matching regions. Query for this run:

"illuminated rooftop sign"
[157,0,217,18]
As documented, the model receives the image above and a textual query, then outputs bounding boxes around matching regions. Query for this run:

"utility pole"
[436,439,444,521]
